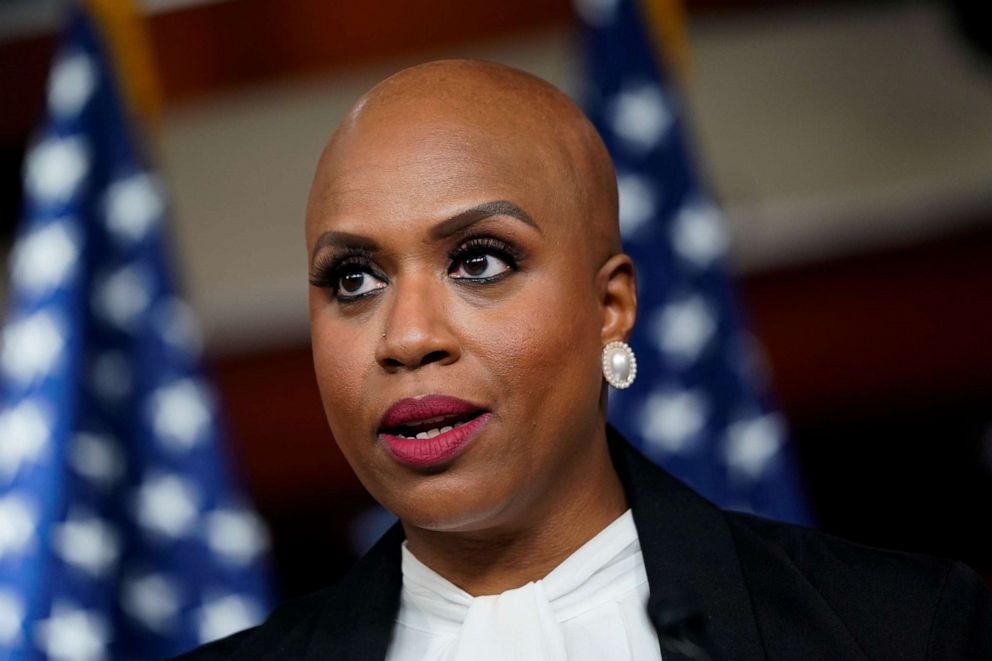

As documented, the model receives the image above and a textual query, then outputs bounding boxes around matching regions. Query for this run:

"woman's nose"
[375,275,460,371]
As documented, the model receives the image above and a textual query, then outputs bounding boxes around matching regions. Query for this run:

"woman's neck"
[401,442,628,597]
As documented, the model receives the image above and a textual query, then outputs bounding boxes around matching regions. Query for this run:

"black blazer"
[178,430,992,660]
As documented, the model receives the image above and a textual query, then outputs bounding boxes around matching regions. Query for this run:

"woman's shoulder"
[169,589,329,660]
[609,432,991,657]
[726,508,955,586]
[171,524,406,660]
[723,509,992,659]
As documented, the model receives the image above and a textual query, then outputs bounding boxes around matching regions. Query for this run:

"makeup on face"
[306,97,618,536]
[308,203,537,305]
[377,395,492,469]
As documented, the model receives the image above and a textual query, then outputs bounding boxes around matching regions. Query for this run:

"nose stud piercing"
[602,341,637,389]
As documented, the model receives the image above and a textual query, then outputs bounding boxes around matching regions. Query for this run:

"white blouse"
[385,510,663,661]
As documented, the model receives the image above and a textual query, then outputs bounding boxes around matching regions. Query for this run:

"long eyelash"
[448,235,523,272]
[309,247,377,290]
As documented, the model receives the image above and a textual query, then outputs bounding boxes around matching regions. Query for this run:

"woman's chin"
[389,490,515,536]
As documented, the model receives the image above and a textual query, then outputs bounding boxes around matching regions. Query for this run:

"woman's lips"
[378,395,490,469]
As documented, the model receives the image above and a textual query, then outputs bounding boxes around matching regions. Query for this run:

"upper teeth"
[396,422,462,440]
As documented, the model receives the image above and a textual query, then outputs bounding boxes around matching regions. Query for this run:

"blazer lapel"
[610,429,766,661]
[304,522,405,661]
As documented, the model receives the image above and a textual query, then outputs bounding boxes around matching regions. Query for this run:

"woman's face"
[306,111,617,533]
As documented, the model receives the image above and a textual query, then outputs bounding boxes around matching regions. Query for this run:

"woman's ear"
[596,253,637,345]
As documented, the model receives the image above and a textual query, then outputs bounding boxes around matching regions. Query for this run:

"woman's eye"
[338,269,387,298]
[450,252,512,280]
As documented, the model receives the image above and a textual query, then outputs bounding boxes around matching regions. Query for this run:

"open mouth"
[380,410,483,440]
[377,395,491,468]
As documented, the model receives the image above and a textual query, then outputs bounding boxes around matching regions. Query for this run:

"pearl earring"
[602,341,637,389]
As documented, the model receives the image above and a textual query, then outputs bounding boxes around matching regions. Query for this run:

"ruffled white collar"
[387,510,663,661]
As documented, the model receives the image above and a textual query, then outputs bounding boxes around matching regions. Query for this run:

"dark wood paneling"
[147,0,575,102]
[207,345,362,507]
[0,34,52,143]
[740,226,992,421]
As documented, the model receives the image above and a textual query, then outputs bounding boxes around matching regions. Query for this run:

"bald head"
[308,60,621,265]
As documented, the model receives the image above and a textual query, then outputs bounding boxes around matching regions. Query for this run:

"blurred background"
[1,0,990,651]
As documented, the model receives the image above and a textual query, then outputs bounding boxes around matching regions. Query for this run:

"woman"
[179,60,991,660]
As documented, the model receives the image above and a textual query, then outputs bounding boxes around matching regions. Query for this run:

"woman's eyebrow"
[431,200,541,239]
[310,231,379,261]
[310,200,538,260]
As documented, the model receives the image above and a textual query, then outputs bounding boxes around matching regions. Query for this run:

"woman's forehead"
[305,60,619,258]
[309,124,563,234]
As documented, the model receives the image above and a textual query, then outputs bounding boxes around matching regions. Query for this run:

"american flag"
[0,7,272,659]
[578,0,813,524]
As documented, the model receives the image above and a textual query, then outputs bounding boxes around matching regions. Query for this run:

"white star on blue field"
[0,9,272,659]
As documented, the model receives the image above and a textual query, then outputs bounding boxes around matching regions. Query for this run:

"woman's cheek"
[312,323,367,430]
[476,284,593,391]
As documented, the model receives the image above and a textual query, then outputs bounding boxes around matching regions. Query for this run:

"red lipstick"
[378,395,490,469]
